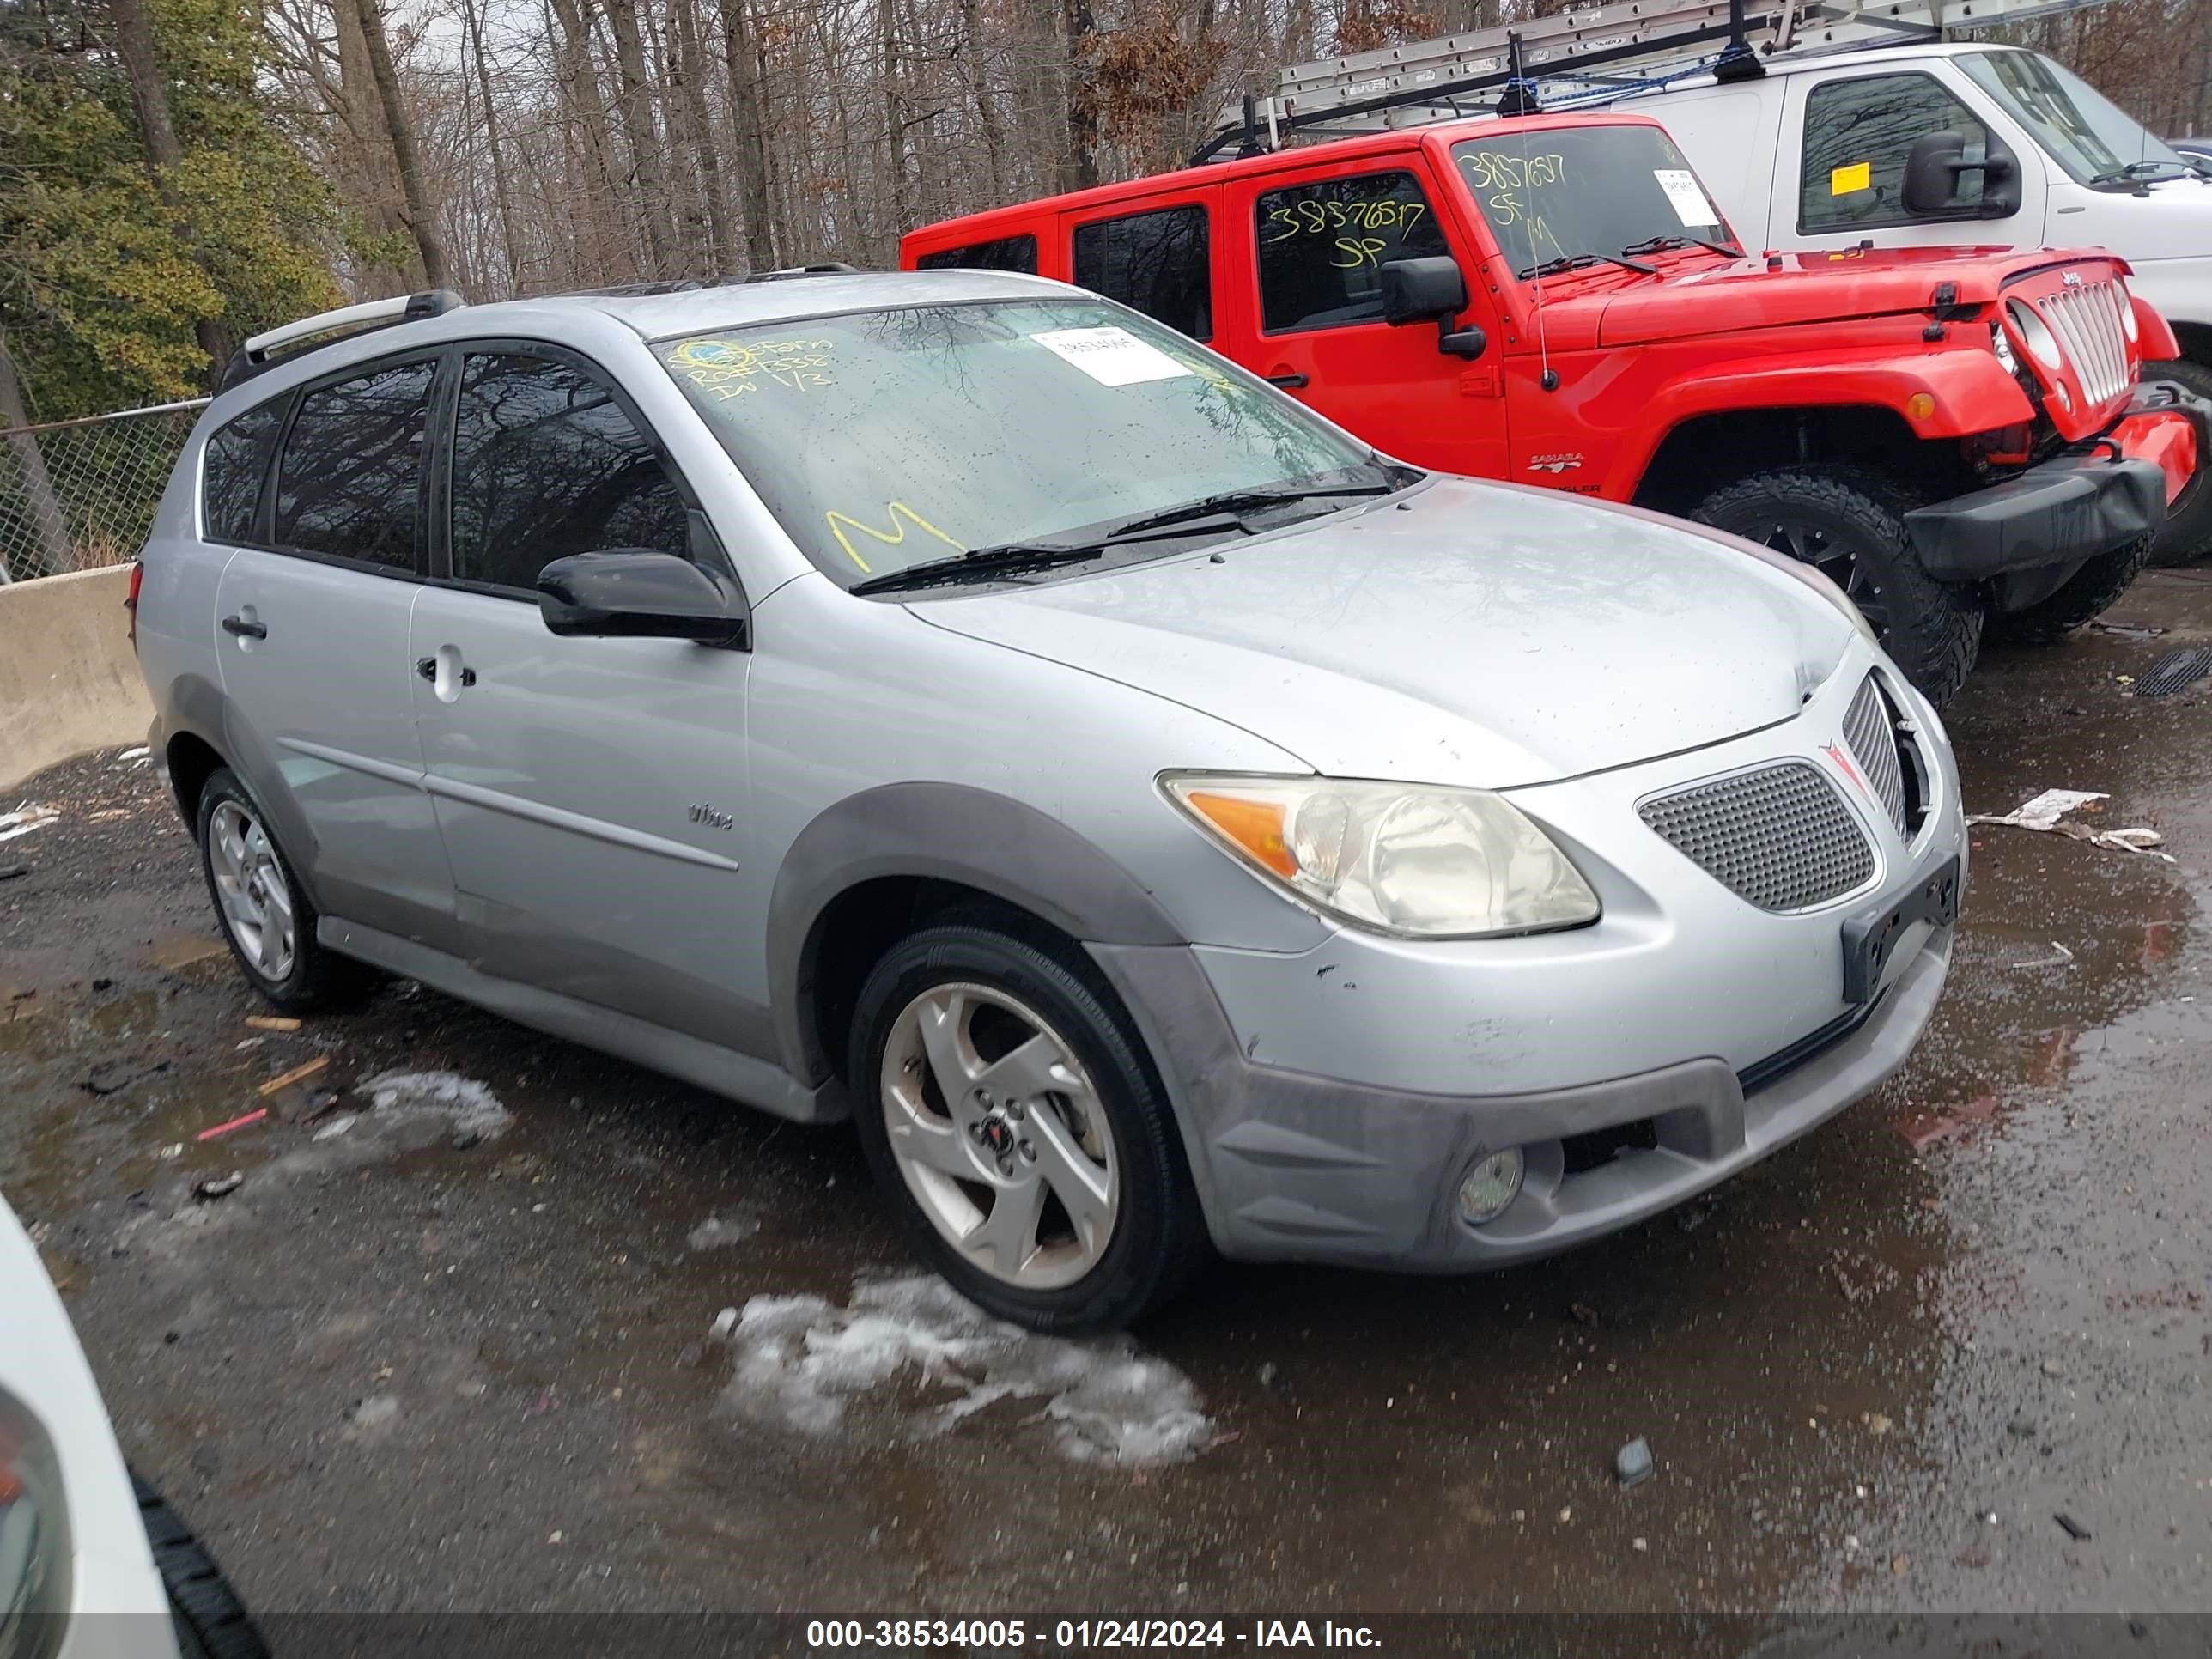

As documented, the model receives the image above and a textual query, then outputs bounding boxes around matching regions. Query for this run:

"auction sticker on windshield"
[1652,168,1718,227]
[1031,325,1193,387]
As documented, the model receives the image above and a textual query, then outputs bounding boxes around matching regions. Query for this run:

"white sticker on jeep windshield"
[1030,326,1193,387]
[1653,168,1719,228]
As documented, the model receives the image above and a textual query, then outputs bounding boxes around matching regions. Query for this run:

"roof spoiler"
[217,289,465,392]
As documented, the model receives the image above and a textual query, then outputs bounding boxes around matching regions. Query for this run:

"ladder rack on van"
[1200,0,2116,156]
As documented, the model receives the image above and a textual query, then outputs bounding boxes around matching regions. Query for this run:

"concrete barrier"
[0,568,152,795]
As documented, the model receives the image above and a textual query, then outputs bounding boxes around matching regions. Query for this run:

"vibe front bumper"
[1905,379,2209,580]
[1091,657,1964,1271]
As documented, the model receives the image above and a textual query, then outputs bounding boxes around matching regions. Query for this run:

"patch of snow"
[118,746,150,763]
[0,805,59,843]
[688,1213,758,1251]
[717,1275,1212,1466]
[359,1071,511,1139]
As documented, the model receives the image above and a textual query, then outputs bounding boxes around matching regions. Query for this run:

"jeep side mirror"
[1379,257,1488,360]
[1903,129,2022,219]
[537,550,750,647]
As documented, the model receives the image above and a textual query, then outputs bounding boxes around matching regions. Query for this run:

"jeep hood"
[1536,245,2126,349]
[909,478,1855,789]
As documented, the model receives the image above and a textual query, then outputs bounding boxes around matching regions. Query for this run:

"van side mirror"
[537,551,750,647]
[1903,130,2022,219]
[1379,257,1488,360]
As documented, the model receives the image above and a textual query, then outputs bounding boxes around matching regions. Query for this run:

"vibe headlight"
[1163,775,1600,939]
[0,1389,70,1659]
[2006,299,2065,372]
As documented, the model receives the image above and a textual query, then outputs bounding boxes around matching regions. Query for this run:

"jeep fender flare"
[1611,348,2037,499]
[766,781,1186,1086]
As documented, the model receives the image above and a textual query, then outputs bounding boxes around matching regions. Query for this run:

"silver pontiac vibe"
[134,270,1964,1331]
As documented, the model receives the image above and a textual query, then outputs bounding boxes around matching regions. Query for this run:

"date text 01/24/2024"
[805,1620,1384,1650]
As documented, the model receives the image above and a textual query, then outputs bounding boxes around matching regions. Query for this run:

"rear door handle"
[416,657,477,688]
[221,614,266,640]
[1265,371,1310,389]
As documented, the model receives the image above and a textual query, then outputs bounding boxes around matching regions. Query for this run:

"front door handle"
[221,615,266,640]
[416,656,476,689]
[1265,371,1310,389]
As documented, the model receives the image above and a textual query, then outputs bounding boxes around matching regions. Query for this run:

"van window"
[1072,205,1212,340]
[1800,73,1991,230]
[915,234,1038,274]
[449,353,690,592]
[1256,172,1450,333]
[271,359,434,572]
[202,402,282,544]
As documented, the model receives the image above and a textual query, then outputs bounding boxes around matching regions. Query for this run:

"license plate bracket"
[1841,855,1960,1005]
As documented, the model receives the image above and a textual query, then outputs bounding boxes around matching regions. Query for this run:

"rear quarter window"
[915,234,1038,274]
[201,402,283,544]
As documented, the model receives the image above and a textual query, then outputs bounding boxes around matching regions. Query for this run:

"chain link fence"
[0,398,209,584]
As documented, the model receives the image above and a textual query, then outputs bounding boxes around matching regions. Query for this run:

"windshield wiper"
[848,540,1111,595]
[1102,481,1398,540]
[1519,250,1659,280]
[2088,159,2189,185]
[1618,232,1743,258]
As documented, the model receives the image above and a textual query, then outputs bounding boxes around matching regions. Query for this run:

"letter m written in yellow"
[824,502,964,574]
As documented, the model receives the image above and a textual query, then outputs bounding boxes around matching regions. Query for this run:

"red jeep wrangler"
[902,112,2207,702]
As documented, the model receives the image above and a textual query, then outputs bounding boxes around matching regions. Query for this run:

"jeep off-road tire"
[848,913,1208,1334]
[133,1473,270,1659]
[2144,359,2212,566]
[1985,534,2155,646]
[1692,465,1983,707]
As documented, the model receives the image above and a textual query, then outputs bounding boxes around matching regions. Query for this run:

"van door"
[407,345,765,1054]
[1218,157,1508,480]
[212,354,459,950]
[1773,63,2045,253]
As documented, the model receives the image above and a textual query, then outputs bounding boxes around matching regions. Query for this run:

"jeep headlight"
[0,1389,70,1659]
[1990,324,2020,375]
[1164,775,1600,938]
[2006,299,2065,372]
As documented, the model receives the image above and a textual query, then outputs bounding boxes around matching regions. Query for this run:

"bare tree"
[354,0,451,286]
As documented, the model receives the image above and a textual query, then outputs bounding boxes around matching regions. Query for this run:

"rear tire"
[1692,464,1983,706]
[193,767,375,1013]
[1985,534,2154,646]
[2144,359,2212,567]
[847,915,1206,1334]
[133,1473,270,1659]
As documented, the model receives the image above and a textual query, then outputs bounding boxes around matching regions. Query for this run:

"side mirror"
[537,551,750,647]
[1903,129,2022,219]
[1379,257,1488,361]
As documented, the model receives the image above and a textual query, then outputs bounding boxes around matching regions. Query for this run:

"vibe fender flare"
[767,781,1187,1086]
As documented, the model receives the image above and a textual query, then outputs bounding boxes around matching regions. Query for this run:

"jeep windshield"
[1958,51,2191,186]
[655,298,1398,590]
[1453,126,1737,281]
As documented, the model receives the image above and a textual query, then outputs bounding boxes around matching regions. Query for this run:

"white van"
[1621,42,2211,558]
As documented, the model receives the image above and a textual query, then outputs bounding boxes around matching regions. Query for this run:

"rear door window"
[1799,72,1993,229]
[915,234,1038,274]
[1072,205,1212,340]
[271,359,435,572]
[202,401,283,544]
[448,352,690,593]
[1255,171,1449,333]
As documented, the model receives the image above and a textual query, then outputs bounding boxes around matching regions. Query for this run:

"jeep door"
[1216,155,1510,481]
[210,355,459,949]
[407,345,763,1054]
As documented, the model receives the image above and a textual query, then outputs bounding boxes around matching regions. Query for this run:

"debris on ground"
[0,805,60,843]
[1615,1437,1655,1488]
[2087,620,2165,641]
[258,1055,330,1096]
[1863,1413,1893,1437]
[80,1059,171,1097]
[0,865,27,882]
[1966,789,2174,861]
[708,1306,739,1341]
[357,1072,511,1143]
[2009,941,2075,970]
[687,1214,759,1250]
[1896,1094,1998,1152]
[2008,1413,2037,1437]
[1569,1302,1601,1327]
[192,1172,244,1201]
[2055,1511,2092,1541]
[155,1143,183,1160]
[196,1107,268,1142]
[2041,1358,2063,1377]
[246,1015,302,1032]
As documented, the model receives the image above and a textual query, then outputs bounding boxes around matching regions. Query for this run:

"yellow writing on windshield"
[665,337,836,401]
[1263,198,1428,243]
[1458,151,1567,191]
[825,502,964,574]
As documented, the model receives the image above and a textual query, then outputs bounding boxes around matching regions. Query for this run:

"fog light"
[1456,1147,1525,1225]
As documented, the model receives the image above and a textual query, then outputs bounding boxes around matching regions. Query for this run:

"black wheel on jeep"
[2144,359,2212,567]
[1692,465,1983,707]
[1985,535,2155,647]
[133,1472,271,1659]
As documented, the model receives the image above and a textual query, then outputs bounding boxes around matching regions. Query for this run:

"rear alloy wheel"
[1985,534,2155,646]
[194,768,374,1012]
[849,918,1205,1332]
[2143,360,2212,567]
[1693,465,1983,707]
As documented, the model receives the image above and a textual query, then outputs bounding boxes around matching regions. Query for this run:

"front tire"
[1985,534,2154,646]
[1692,465,1983,706]
[848,916,1206,1333]
[134,1473,270,1659]
[193,767,374,1012]
[2144,359,2212,567]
